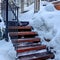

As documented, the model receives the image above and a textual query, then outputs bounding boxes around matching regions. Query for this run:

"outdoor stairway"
[8,21,55,60]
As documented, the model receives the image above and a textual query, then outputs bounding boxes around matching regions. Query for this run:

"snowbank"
[0,39,16,60]
[0,16,16,60]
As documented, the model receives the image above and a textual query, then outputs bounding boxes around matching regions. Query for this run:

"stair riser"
[18,52,54,60]
[10,35,38,39]
[8,29,31,32]
[16,45,46,53]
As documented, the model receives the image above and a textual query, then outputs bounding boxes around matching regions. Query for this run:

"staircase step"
[8,26,32,31]
[8,22,55,60]
[12,38,41,43]
[9,32,38,37]
[15,44,41,48]
[16,45,46,53]
[17,52,54,60]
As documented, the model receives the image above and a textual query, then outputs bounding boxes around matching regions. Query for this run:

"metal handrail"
[8,1,19,22]
[2,0,19,42]
[8,2,19,21]
[9,0,18,8]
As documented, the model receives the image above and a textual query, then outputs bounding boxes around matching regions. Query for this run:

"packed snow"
[1,1,60,60]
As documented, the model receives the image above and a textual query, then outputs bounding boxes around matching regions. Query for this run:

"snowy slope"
[0,16,16,60]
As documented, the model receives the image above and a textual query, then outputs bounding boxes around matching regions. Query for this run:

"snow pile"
[40,4,60,60]
[0,16,16,60]
[45,3,55,11]
[0,39,16,60]
[18,2,60,60]
[41,1,48,6]
[32,13,56,42]
[0,17,5,40]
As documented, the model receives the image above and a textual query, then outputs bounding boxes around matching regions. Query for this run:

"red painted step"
[8,26,32,31]
[18,52,54,60]
[8,23,55,60]
[12,38,41,43]
[9,32,38,36]
[16,45,46,53]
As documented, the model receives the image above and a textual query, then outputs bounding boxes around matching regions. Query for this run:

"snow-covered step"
[8,26,33,32]
[14,44,41,48]
[17,52,54,60]
[12,38,41,43]
[9,32,38,37]
[8,21,29,26]
[16,45,46,53]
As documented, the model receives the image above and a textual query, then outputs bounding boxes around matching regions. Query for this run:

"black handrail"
[8,2,19,22]
[5,0,8,42]
[3,0,19,42]
[8,1,19,23]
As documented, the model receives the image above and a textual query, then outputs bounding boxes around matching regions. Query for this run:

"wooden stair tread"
[12,38,41,43]
[8,26,32,30]
[9,32,38,36]
[18,52,54,60]
[16,45,46,53]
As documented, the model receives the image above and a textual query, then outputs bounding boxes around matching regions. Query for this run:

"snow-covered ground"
[0,16,16,60]
[1,1,60,60]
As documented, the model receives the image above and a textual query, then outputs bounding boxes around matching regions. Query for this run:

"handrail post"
[5,0,9,42]
[17,7,19,23]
